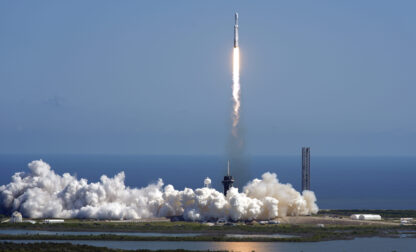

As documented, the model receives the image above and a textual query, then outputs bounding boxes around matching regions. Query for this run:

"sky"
[0,0,415,156]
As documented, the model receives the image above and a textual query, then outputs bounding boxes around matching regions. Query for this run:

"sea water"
[4,237,416,252]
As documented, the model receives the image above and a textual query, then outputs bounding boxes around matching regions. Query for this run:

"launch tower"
[222,160,234,196]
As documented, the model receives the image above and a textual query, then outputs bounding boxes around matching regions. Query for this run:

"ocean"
[0,154,415,209]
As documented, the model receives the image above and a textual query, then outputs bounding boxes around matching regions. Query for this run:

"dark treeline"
[0,242,228,252]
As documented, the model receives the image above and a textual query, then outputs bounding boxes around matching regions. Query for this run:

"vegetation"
[0,210,415,242]
[0,225,412,242]
[0,219,415,236]
[318,209,416,218]
[0,220,316,234]
[0,242,228,252]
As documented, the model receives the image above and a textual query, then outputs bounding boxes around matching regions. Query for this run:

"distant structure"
[10,211,22,223]
[400,218,414,225]
[204,177,211,188]
[350,214,381,221]
[44,219,65,224]
[222,160,234,196]
[302,147,311,191]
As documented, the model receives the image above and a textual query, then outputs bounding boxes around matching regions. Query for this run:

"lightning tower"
[302,147,311,191]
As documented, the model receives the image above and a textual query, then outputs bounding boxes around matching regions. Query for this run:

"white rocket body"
[234,13,239,48]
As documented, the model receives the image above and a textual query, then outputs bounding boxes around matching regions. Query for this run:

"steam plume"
[0,160,318,220]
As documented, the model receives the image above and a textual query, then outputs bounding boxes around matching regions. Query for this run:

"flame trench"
[232,47,240,136]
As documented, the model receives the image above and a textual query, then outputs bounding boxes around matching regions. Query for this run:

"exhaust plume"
[0,160,318,220]
[228,14,249,187]
[232,47,241,136]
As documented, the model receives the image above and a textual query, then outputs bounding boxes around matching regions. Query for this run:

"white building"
[10,211,22,223]
[44,219,65,224]
[350,214,382,221]
[400,218,414,225]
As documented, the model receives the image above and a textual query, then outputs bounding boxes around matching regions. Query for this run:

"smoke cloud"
[0,160,318,220]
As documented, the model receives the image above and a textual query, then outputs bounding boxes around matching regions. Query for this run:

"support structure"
[222,160,234,196]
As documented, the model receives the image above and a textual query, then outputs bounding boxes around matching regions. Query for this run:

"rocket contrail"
[232,13,240,136]
[228,13,247,187]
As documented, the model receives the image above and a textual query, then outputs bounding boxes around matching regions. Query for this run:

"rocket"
[234,12,239,48]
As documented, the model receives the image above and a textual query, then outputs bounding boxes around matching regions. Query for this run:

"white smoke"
[0,160,318,220]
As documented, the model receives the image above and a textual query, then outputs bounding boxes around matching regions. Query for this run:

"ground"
[0,210,414,243]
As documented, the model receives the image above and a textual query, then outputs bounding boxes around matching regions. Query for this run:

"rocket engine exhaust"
[232,48,240,135]
[232,13,241,136]
[228,13,249,188]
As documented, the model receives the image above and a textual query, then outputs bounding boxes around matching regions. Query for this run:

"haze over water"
[0,154,414,210]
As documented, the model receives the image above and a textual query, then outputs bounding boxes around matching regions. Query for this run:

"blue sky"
[1,1,415,156]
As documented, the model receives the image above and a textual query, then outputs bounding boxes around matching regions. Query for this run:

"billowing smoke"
[0,160,318,220]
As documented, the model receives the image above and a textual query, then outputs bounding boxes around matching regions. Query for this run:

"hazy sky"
[1,1,415,156]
